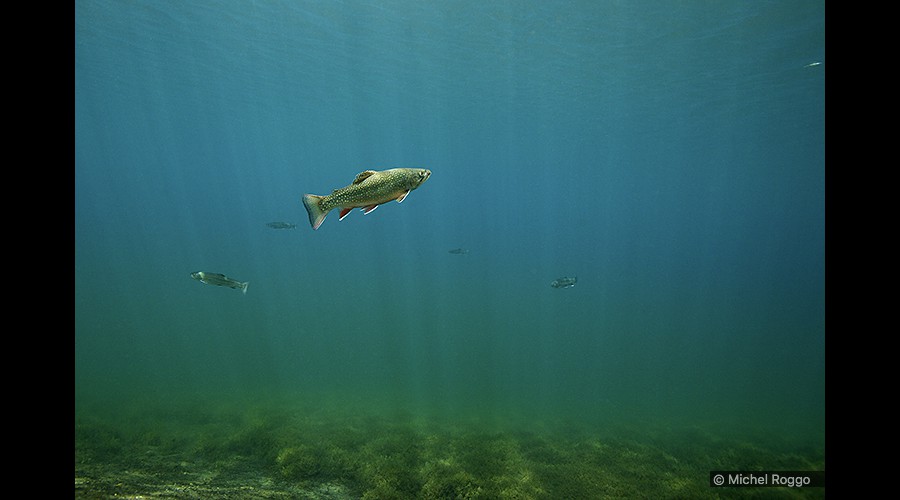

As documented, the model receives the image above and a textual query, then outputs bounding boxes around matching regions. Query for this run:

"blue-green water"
[75,1,825,497]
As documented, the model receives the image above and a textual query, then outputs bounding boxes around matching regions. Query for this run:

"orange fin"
[362,205,378,215]
[339,208,352,220]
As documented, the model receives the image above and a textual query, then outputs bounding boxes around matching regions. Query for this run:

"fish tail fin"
[242,282,249,294]
[302,194,329,230]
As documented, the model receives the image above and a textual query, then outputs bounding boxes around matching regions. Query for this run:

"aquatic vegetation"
[75,416,126,463]
[357,433,424,498]
[277,444,322,481]
[419,460,481,498]
[75,398,825,499]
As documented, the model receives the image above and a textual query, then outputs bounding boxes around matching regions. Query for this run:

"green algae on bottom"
[75,400,824,499]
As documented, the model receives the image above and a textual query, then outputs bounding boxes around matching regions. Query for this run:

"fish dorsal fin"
[352,170,378,184]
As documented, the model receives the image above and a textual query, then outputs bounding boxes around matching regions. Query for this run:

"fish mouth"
[419,169,432,184]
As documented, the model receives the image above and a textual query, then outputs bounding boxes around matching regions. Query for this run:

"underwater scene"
[75,1,825,498]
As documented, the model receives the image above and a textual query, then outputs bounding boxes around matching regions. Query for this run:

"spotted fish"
[301,168,431,230]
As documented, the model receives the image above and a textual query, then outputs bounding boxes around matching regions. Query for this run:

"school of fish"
[191,167,578,295]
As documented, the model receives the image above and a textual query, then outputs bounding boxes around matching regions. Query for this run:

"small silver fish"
[266,222,297,229]
[551,276,577,289]
[302,168,431,230]
[191,271,249,294]
[449,248,469,255]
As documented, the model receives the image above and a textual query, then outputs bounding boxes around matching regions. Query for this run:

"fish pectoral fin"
[352,170,378,184]
[396,190,411,203]
[362,204,378,215]
[339,208,353,220]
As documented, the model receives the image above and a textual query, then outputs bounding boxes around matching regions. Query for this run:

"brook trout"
[301,168,431,230]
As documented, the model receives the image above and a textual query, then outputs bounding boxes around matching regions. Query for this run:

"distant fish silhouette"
[448,248,469,255]
[191,271,249,294]
[266,221,297,229]
[550,276,577,289]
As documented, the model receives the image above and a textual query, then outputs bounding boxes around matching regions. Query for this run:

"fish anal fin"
[396,190,411,203]
[352,170,378,184]
[339,208,352,220]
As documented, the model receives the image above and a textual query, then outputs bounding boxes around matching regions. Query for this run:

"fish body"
[302,168,431,230]
[449,248,469,255]
[191,271,249,294]
[551,276,577,289]
[266,221,297,229]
